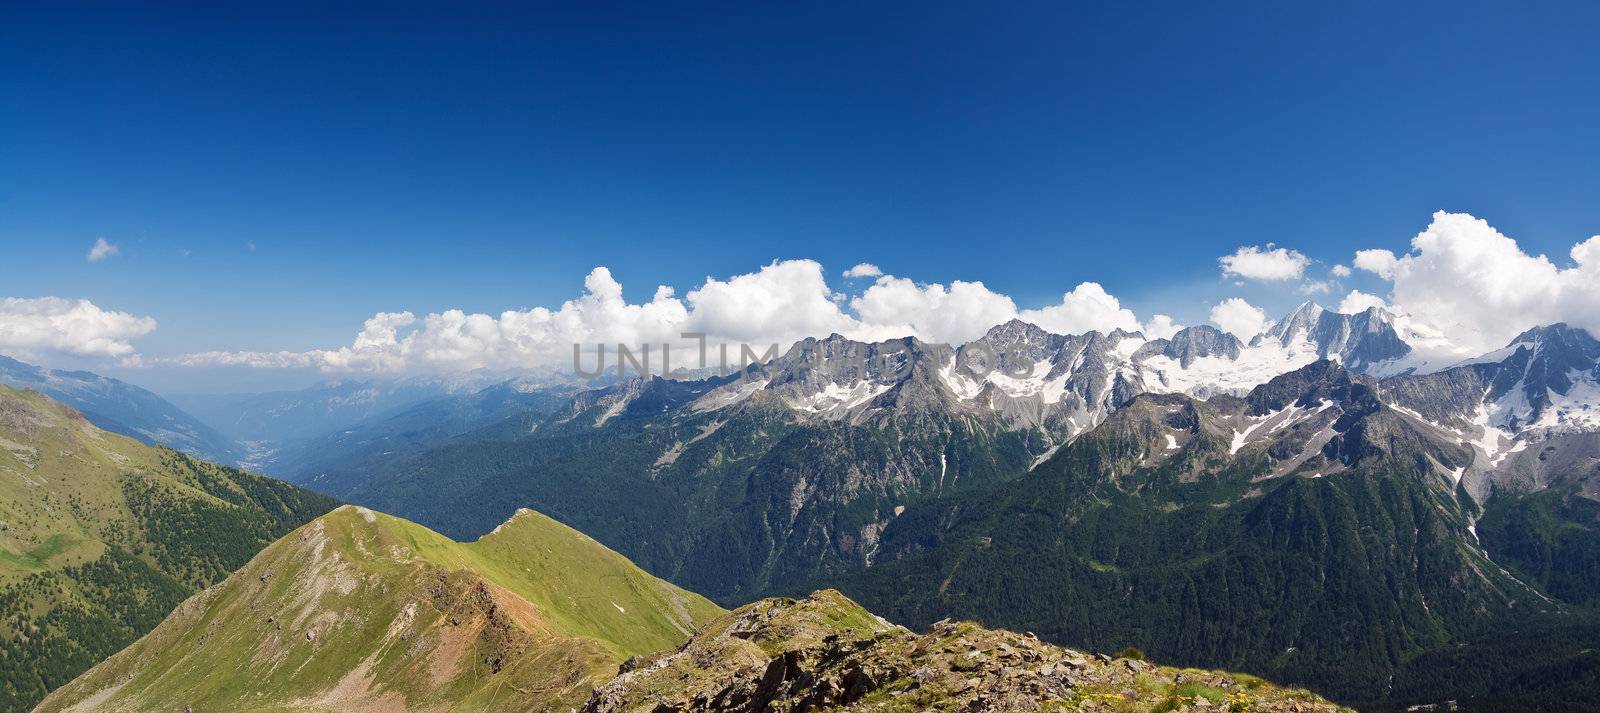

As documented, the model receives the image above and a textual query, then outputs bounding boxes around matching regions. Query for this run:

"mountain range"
[167,376,497,469]
[266,302,1600,710]
[8,299,1600,709]
[0,395,1341,712]
[0,355,242,464]
[294,302,1494,592]
[841,357,1600,709]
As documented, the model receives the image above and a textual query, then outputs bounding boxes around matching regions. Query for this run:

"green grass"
[0,385,339,711]
[368,506,721,657]
[35,504,723,713]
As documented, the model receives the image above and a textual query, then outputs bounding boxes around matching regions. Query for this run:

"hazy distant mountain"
[168,376,495,469]
[0,353,242,463]
[273,377,575,484]
[170,377,466,444]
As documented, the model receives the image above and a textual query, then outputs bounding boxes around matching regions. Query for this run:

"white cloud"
[1019,282,1144,336]
[1219,244,1309,281]
[1209,298,1268,339]
[1353,249,1398,279]
[1142,314,1183,340]
[851,276,1017,345]
[177,261,1182,374]
[0,297,156,361]
[842,263,882,279]
[141,213,1600,376]
[179,262,849,374]
[688,260,854,345]
[86,237,120,262]
[169,350,320,369]
[1337,290,1389,314]
[1361,211,1600,354]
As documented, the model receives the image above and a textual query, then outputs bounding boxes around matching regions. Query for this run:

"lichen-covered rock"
[584,590,1351,712]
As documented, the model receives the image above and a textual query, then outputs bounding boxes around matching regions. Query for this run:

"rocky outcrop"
[1138,325,1243,367]
[584,590,1350,712]
[1256,302,1412,370]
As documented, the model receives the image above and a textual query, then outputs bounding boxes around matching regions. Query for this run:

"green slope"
[0,386,338,710]
[35,504,723,712]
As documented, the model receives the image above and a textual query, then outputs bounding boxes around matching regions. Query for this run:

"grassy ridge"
[36,505,722,712]
[0,386,338,710]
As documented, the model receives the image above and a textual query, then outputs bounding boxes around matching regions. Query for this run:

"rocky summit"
[585,590,1349,712]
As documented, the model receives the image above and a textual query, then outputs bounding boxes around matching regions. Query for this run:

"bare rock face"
[1256,302,1412,370]
[1139,325,1244,367]
[584,590,1351,713]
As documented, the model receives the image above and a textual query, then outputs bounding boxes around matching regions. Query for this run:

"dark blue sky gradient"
[3,1,1598,388]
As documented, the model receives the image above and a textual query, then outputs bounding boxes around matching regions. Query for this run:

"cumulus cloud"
[1219,244,1309,281]
[842,263,882,279]
[851,276,1017,345]
[169,350,321,369]
[852,275,1169,344]
[688,261,854,345]
[1019,282,1145,336]
[0,297,156,361]
[1353,249,1398,279]
[1360,211,1600,354]
[1142,314,1183,340]
[1337,290,1389,314]
[180,266,696,373]
[86,237,120,262]
[155,212,1600,375]
[1209,298,1268,339]
[178,262,1182,375]
[178,261,858,374]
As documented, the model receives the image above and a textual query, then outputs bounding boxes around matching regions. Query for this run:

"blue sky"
[3,2,1599,392]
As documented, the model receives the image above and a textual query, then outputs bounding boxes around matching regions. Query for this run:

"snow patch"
[691,378,770,412]
[787,380,893,414]
[1229,420,1265,455]
[938,358,985,400]
[1142,339,1321,398]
